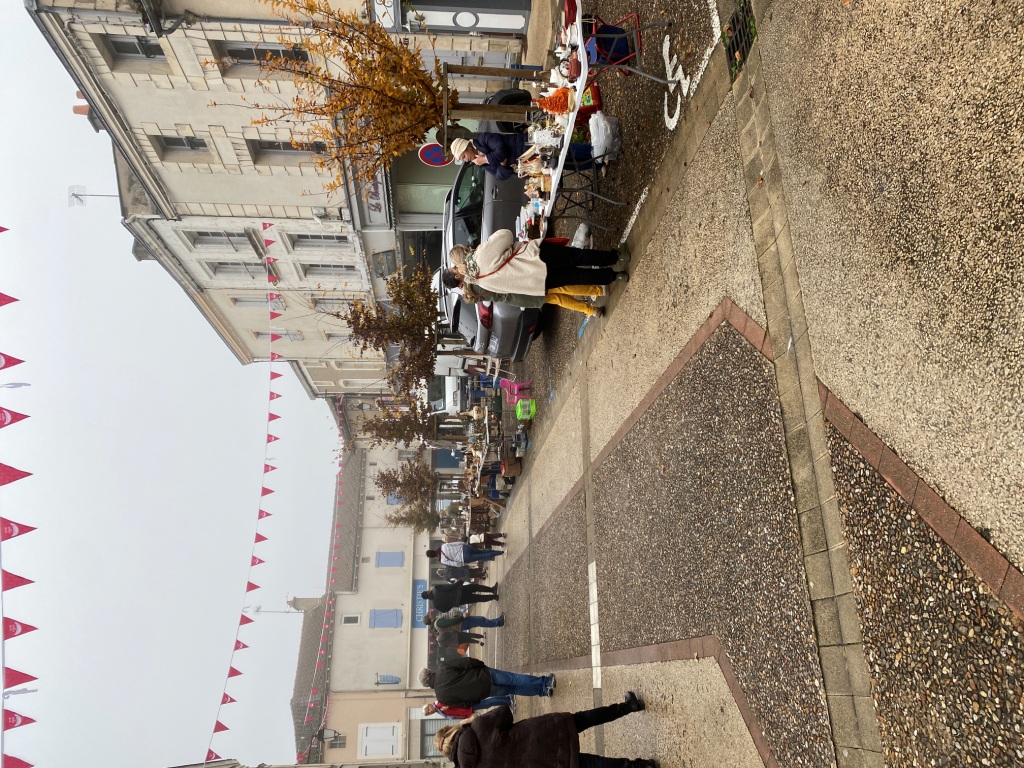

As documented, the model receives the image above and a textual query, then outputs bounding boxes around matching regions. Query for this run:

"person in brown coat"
[434,692,657,768]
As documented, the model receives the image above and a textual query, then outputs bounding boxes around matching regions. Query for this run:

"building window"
[365,495,375,501]
[420,719,444,758]
[106,34,165,60]
[360,556,371,563]
[329,734,347,749]
[315,297,353,313]
[231,295,286,310]
[249,139,327,166]
[254,330,303,342]
[325,332,350,343]
[218,42,309,64]
[374,552,405,568]
[341,614,360,625]
[302,263,357,280]
[151,135,215,164]
[386,493,401,506]
[187,230,251,250]
[293,233,351,249]
[207,260,266,279]
[159,136,207,152]
[359,724,399,757]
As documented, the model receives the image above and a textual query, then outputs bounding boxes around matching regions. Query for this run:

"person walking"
[425,608,505,632]
[437,629,485,649]
[422,582,498,612]
[442,230,629,305]
[419,658,555,706]
[423,695,515,719]
[468,531,506,548]
[427,541,503,568]
[434,693,655,768]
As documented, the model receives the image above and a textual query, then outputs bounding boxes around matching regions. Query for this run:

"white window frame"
[204,260,267,280]
[231,295,286,311]
[94,33,172,75]
[150,134,216,165]
[185,230,252,251]
[341,614,360,625]
[302,263,358,280]
[291,233,351,250]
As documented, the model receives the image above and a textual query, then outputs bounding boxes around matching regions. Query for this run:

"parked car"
[439,144,541,363]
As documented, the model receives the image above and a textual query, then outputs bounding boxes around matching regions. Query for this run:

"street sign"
[418,142,452,167]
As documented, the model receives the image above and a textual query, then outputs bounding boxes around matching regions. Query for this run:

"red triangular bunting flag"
[311,687,319,694]
[304,716,312,723]
[4,755,34,768]
[308,702,315,708]
[234,639,249,650]
[245,581,260,592]
[262,222,273,230]
[255,533,268,543]
[0,408,28,429]
[251,555,265,566]
[0,294,18,308]
[221,693,236,705]
[0,518,35,541]
[4,668,37,689]
[269,334,282,343]
[315,662,324,669]
[257,510,271,519]
[0,464,30,486]
[267,292,281,300]
[270,371,283,380]
[227,667,242,678]
[266,256,278,264]
[268,413,281,423]
[3,712,34,731]
[3,619,36,639]
[239,614,254,626]
[269,391,282,400]
[270,352,284,361]
[263,239,276,247]
[207,750,222,761]
[261,486,274,496]
[0,226,8,234]
[269,311,283,320]
[2,571,33,592]
[264,461,277,470]
[267,274,279,284]
[213,720,229,733]
[0,354,24,371]
[267,435,279,444]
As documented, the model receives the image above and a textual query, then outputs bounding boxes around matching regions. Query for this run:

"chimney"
[73,104,90,117]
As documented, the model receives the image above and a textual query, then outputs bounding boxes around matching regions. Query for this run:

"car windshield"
[451,165,484,247]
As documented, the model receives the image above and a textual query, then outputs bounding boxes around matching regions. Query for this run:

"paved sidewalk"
[477,1,1024,767]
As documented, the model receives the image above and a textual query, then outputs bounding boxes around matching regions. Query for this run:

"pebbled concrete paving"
[755,0,1024,566]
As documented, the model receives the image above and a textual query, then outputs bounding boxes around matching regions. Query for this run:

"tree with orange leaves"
[248,0,453,192]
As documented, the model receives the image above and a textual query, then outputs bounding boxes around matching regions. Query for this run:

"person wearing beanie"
[421,582,498,612]
[433,693,656,768]
[418,658,555,706]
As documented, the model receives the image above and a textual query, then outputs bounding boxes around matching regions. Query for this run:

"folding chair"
[550,149,625,230]
[583,14,676,85]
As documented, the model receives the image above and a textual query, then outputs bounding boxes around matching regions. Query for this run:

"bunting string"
[0,249,38,768]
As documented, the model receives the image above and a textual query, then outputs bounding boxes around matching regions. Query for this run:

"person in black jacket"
[419,657,554,705]
[451,134,528,181]
[422,583,498,612]
[434,694,655,768]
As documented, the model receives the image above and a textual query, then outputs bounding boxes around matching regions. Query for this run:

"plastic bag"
[589,110,621,161]
[571,223,592,249]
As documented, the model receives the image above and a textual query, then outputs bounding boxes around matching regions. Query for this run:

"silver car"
[440,159,541,362]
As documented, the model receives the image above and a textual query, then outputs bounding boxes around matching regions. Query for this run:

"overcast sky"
[0,5,340,767]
